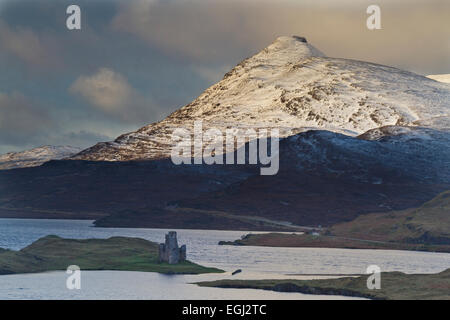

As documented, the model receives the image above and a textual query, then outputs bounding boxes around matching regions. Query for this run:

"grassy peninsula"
[0,235,223,275]
[197,269,450,300]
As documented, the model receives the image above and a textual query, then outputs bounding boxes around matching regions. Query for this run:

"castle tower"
[158,231,187,264]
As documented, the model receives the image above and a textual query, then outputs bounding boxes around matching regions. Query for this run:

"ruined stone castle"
[158,231,186,264]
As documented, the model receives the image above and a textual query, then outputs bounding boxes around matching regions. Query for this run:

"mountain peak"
[257,35,325,63]
[274,35,307,44]
[71,37,450,162]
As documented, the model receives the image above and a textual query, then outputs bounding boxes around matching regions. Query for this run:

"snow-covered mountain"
[1,36,449,229]
[0,146,82,170]
[71,36,450,161]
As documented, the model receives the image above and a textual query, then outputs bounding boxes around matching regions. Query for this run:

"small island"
[196,268,450,300]
[0,235,223,275]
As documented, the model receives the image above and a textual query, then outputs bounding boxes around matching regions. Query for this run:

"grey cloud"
[111,0,450,75]
[0,91,54,146]
[111,0,265,63]
[0,19,61,68]
[0,91,112,152]
[69,67,161,123]
[55,130,112,148]
[193,64,232,83]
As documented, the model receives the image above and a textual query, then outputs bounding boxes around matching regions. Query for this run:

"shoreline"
[219,232,450,253]
[196,268,450,300]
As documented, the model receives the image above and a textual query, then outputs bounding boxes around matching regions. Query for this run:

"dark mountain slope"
[1,128,447,229]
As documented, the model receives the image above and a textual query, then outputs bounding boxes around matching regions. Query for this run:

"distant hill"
[1,129,449,229]
[217,191,450,252]
[330,190,450,245]
[0,146,82,170]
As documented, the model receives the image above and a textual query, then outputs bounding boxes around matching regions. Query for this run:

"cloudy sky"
[0,0,449,154]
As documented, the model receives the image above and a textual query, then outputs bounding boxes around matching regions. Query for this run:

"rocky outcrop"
[158,231,186,264]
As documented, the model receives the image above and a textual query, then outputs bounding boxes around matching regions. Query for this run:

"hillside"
[219,191,450,252]
[330,190,450,244]
[217,190,450,252]
[1,128,449,229]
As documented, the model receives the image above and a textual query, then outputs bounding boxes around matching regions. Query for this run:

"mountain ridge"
[2,128,448,229]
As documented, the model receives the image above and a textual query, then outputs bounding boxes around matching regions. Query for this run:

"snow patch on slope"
[427,74,450,84]
[0,146,82,170]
